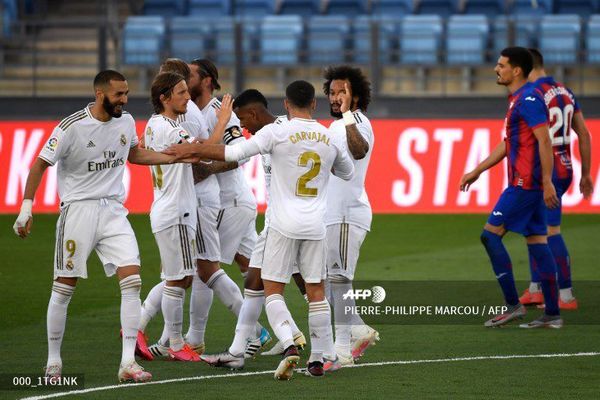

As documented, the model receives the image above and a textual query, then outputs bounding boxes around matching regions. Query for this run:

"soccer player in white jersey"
[134,59,222,360]
[186,59,269,352]
[322,65,379,369]
[143,71,214,362]
[165,80,355,379]
[12,70,182,383]
[200,89,307,369]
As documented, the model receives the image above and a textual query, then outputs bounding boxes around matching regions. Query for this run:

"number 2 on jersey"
[548,104,574,146]
[296,151,321,197]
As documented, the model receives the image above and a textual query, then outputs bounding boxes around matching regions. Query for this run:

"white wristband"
[21,199,33,214]
[342,111,355,126]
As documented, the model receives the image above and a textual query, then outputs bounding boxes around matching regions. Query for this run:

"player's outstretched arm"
[13,158,50,238]
[532,125,560,208]
[204,94,234,145]
[459,141,507,191]
[128,146,179,165]
[571,111,594,198]
[339,82,369,160]
[192,160,238,182]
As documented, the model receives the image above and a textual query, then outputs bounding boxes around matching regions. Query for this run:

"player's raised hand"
[338,82,352,113]
[459,171,480,192]
[543,181,560,209]
[13,199,33,239]
[580,175,594,199]
[217,94,233,123]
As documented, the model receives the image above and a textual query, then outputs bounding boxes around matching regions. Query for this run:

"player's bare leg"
[46,276,77,381]
[116,265,152,382]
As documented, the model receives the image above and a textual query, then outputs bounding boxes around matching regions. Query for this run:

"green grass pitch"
[1,214,599,399]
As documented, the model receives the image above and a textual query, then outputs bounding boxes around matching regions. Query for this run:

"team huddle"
[12,46,594,384]
[12,60,378,382]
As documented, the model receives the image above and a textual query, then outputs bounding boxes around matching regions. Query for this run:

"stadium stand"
[123,16,166,65]
[587,14,600,63]
[214,16,259,64]
[188,0,231,16]
[306,15,350,64]
[415,0,459,17]
[278,0,322,17]
[370,0,413,16]
[324,0,370,16]
[143,0,187,16]
[2,0,17,37]
[463,0,505,18]
[446,15,489,65]
[169,16,212,61]
[234,0,275,16]
[507,0,554,15]
[539,14,582,64]
[353,16,399,64]
[555,0,599,16]
[400,15,443,65]
[260,15,303,64]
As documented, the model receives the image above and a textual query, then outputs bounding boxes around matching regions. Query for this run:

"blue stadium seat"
[278,0,321,17]
[307,16,350,64]
[214,16,260,64]
[123,16,166,66]
[169,17,213,61]
[324,0,369,16]
[233,0,275,16]
[539,14,581,64]
[353,16,400,64]
[2,0,17,36]
[508,0,553,15]
[260,15,303,65]
[400,15,443,65]
[143,0,187,16]
[446,15,489,65]
[189,0,231,16]
[492,15,509,57]
[415,0,459,17]
[555,0,599,16]
[514,15,540,48]
[463,0,505,19]
[586,15,600,63]
[371,0,413,16]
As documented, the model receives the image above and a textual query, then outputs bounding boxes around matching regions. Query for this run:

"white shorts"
[195,206,221,262]
[155,224,197,281]
[53,200,140,280]
[250,227,300,274]
[217,206,257,264]
[326,223,368,280]
[261,228,326,284]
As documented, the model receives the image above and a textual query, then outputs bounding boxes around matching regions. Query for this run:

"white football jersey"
[38,105,138,205]
[252,117,354,240]
[144,114,197,233]
[326,110,374,231]
[261,115,287,227]
[177,100,221,209]
[202,97,256,209]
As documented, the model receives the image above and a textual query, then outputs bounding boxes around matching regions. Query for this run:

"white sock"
[265,294,294,350]
[308,300,333,364]
[331,279,353,355]
[560,287,574,302]
[139,281,164,332]
[47,282,75,367]
[119,275,142,365]
[186,275,213,346]
[162,285,185,352]
[206,269,243,315]
[229,289,264,356]
[529,281,542,293]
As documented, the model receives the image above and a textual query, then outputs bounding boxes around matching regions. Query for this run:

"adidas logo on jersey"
[87,140,96,148]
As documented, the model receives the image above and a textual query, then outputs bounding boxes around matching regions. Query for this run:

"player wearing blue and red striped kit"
[460,47,562,329]
[519,49,594,310]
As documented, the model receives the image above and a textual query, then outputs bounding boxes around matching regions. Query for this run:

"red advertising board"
[0,120,598,213]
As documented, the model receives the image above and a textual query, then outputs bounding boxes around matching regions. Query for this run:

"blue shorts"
[487,186,547,236]
[546,177,572,226]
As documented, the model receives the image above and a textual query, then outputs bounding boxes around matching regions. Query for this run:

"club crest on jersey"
[46,137,58,152]
[120,134,127,146]
[145,127,153,138]
[66,259,74,271]
[178,130,190,140]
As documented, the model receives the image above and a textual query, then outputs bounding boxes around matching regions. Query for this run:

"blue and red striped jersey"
[504,82,549,190]
[532,76,580,181]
